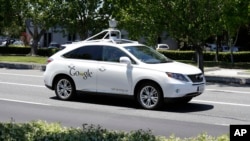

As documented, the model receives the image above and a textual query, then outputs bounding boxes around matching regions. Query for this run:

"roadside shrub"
[0,47,30,55]
[0,47,59,56]
[159,50,250,62]
[1,47,249,63]
[0,120,229,141]
[37,48,60,56]
[0,121,160,141]
[160,50,195,60]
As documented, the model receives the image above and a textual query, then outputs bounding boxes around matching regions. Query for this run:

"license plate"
[197,85,204,93]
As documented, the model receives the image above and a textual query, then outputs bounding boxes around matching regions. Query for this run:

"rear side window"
[63,46,102,61]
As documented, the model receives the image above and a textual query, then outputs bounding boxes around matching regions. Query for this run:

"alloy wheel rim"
[140,86,158,108]
[57,79,72,99]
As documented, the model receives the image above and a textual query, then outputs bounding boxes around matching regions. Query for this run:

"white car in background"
[0,40,7,47]
[205,43,239,52]
[44,28,205,110]
[156,44,170,51]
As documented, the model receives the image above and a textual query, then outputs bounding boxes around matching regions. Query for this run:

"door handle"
[99,66,106,72]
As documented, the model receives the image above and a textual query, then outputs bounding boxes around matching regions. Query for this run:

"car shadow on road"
[50,94,214,113]
[50,93,139,109]
[162,102,214,113]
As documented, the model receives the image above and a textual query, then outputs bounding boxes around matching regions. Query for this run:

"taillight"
[47,58,53,64]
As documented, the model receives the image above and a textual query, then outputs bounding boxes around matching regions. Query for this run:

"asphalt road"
[0,68,250,138]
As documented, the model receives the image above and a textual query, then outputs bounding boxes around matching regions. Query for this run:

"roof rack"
[73,20,138,44]
[82,28,138,44]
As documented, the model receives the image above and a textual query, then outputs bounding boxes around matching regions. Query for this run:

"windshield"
[125,45,172,64]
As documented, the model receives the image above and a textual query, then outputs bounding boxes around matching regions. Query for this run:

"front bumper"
[162,82,205,98]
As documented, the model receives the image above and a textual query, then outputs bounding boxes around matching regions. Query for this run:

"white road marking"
[0,81,45,88]
[193,100,250,107]
[206,88,250,94]
[0,98,50,106]
[0,72,42,77]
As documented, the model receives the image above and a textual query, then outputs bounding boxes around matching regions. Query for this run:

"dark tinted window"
[103,46,130,63]
[63,46,102,61]
[125,46,172,64]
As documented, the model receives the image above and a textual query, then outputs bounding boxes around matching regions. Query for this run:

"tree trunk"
[195,45,204,73]
[26,21,46,56]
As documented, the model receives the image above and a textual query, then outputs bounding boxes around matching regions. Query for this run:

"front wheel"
[137,82,163,110]
[54,76,76,100]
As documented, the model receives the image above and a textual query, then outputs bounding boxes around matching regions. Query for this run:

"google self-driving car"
[44,27,205,110]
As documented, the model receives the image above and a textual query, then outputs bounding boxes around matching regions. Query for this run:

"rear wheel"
[54,76,76,100]
[137,82,163,110]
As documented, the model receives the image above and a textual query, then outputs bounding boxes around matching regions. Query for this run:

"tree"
[0,0,25,39]
[110,0,225,72]
[23,0,63,55]
[162,0,227,72]
[220,0,250,65]
[59,0,113,40]
[2,0,70,55]
[109,0,166,45]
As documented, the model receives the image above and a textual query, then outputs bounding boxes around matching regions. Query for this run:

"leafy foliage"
[58,0,112,39]
[0,120,229,141]
[0,121,160,141]
[109,0,249,71]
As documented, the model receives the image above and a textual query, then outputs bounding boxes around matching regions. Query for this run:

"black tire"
[136,82,163,110]
[54,76,76,100]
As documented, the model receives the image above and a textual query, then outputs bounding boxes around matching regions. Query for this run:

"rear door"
[63,45,102,92]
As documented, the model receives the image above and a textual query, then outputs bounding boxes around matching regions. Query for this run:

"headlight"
[166,72,189,82]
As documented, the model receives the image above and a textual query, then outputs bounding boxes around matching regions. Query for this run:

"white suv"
[44,29,205,110]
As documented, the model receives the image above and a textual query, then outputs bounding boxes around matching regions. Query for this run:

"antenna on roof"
[84,19,121,42]
[81,20,137,44]
[109,19,117,29]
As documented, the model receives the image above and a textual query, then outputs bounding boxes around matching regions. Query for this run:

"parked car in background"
[12,40,25,46]
[205,43,239,52]
[0,36,10,47]
[156,44,170,51]
[222,46,239,52]
[48,41,61,49]
[0,40,7,47]
[205,43,217,51]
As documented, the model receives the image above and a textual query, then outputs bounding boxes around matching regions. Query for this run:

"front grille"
[187,73,204,83]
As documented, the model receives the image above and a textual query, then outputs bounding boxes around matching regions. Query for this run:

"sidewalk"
[1,62,250,85]
[204,67,250,85]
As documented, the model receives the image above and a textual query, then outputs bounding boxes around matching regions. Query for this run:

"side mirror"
[119,56,131,65]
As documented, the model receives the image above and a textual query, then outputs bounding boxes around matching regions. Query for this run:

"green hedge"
[1,47,250,62]
[0,47,59,56]
[37,48,60,56]
[0,47,31,55]
[160,50,250,62]
[0,121,229,141]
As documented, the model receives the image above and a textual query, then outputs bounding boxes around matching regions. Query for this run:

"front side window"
[103,46,129,63]
[125,45,172,64]
[63,46,102,61]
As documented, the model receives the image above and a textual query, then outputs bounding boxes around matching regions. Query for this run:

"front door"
[97,46,133,95]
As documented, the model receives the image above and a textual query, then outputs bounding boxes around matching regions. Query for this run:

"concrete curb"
[205,75,250,85]
[0,62,46,71]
